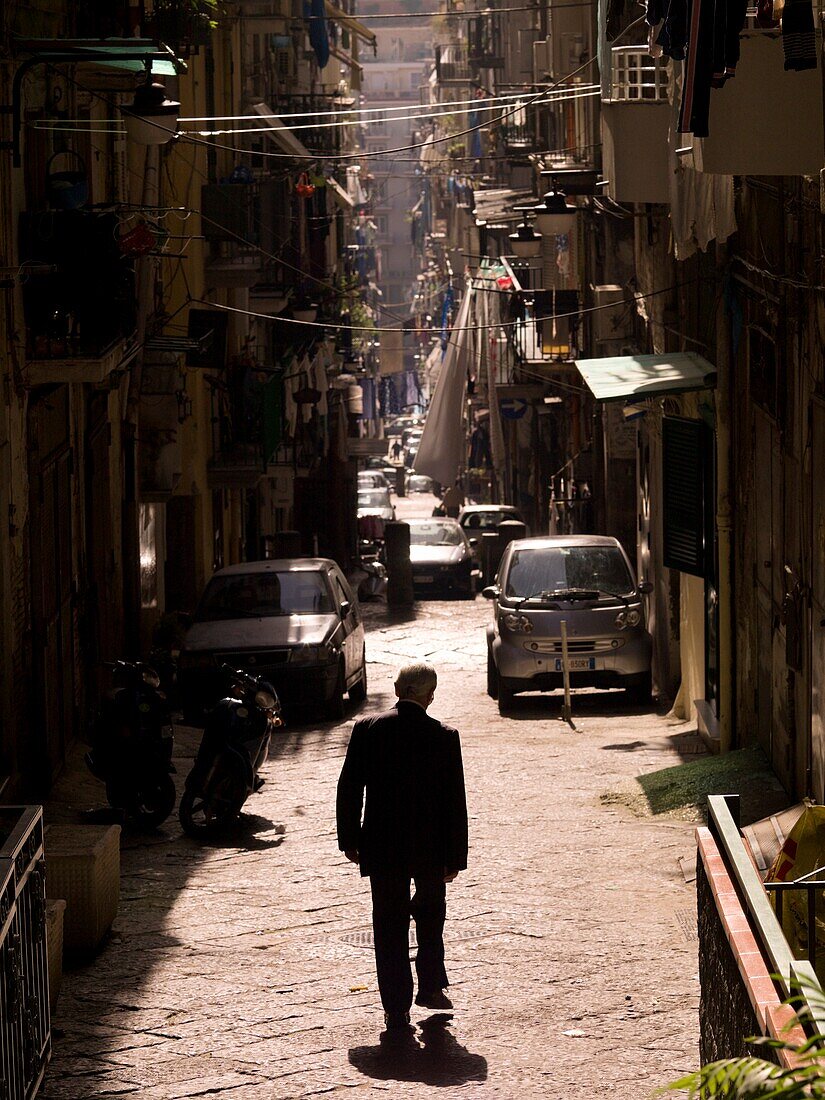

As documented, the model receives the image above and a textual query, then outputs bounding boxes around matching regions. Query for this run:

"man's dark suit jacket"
[336,701,468,878]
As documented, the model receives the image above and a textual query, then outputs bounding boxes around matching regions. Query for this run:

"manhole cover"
[341,927,485,948]
[674,908,698,942]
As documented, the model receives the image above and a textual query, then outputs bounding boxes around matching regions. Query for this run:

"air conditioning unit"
[591,284,633,345]
[533,37,552,79]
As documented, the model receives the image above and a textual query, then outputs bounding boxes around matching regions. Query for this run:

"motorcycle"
[85,660,177,830]
[179,666,283,839]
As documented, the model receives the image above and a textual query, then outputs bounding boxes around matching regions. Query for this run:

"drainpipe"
[123,145,160,655]
[716,242,734,753]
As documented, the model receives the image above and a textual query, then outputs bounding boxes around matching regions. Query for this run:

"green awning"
[575,352,716,402]
[17,39,186,76]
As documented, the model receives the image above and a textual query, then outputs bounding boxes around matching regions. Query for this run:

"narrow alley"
[42,565,700,1098]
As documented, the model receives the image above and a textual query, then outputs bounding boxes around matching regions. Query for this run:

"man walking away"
[337,662,468,1030]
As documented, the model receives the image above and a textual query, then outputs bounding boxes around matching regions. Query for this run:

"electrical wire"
[187,89,600,137]
[346,1,597,16]
[178,87,569,123]
[179,56,600,161]
[191,280,698,335]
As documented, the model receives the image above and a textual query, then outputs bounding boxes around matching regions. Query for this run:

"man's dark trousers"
[370,871,447,1015]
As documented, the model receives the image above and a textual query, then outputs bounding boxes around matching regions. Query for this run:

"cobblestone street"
[42,579,701,1098]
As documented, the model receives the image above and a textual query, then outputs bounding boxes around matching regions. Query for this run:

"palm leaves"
[667,983,825,1098]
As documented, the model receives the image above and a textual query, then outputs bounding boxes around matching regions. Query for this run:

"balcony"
[601,48,671,204]
[268,95,345,156]
[467,13,504,70]
[201,180,291,288]
[20,210,137,384]
[500,260,580,365]
[434,43,473,85]
[206,367,286,489]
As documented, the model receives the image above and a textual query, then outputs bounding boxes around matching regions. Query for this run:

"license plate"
[417,575,434,583]
[554,657,596,671]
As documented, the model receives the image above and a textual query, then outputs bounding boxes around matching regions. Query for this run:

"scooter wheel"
[131,774,177,831]
[179,771,244,839]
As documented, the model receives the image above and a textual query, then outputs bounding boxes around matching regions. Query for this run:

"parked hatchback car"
[408,518,478,599]
[358,471,389,490]
[357,488,395,522]
[458,504,529,535]
[484,535,652,713]
[178,558,367,721]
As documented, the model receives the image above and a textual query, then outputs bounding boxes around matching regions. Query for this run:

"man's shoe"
[383,1011,411,1030]
[414,989,453,1010]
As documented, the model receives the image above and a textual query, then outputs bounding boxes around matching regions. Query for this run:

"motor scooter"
[179,666,282,839]
[85,660,176,830]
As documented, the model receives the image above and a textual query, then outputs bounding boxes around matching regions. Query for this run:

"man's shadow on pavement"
[348,1014,488,1087]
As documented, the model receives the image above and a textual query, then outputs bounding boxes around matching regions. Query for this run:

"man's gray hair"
[395,662,437,699]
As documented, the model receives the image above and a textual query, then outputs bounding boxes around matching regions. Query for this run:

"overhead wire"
[178,53,601,161]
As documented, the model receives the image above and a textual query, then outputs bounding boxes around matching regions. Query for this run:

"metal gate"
[0,806,50,1100]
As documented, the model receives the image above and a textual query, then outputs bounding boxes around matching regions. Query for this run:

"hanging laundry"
[782,0,817,69]
[304,0,329,68]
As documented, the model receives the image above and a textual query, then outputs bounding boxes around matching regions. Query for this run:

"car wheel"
[498,680,515,715]
[349,656,368,703]
[325,662,346,720]
[625,672,653,707]
[487,651,499,700]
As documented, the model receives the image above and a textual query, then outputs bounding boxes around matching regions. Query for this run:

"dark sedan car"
[408,519,479,599]
[177,558,367,721]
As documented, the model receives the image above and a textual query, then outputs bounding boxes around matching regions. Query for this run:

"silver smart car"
[483,535,652,713]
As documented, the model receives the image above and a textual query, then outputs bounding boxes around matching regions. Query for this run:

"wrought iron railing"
[0,806,50,1100]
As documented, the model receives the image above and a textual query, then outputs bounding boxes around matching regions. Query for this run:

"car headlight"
[290,643,338,665]
[615,608,642,630]
[502,612,533,634]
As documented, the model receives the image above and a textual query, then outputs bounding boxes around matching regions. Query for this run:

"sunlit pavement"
[41,581,701,1098]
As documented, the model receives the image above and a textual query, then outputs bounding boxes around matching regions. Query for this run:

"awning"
[324,1,377,48]
[327,176,354,209]
[575,352,717,402]
[329,44,363,73]
[17,39,186,76]
[251,102,312,160]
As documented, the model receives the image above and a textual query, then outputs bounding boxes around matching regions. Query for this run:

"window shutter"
[662,416,711,578]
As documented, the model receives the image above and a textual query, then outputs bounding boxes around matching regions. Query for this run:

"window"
[195,570,334,619]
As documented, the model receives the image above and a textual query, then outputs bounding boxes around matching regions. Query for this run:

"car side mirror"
[638,580,654,595]
[481,585,498,600]
[340,600,352,618]
[468,537,478,548]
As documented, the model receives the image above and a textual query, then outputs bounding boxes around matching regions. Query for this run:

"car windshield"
[358,490,390,507]
[504,546,634,599]
[195,571,334,620]
[463,510,518,531]
[409,522,463,546]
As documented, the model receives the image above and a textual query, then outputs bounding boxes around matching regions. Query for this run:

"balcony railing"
[20,211,137,383]
[0,805,50,1100]
[269,95,345,155]
[201,180,293,288]
[607,47,669,102]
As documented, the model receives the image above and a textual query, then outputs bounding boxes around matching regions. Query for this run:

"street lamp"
[508,221,542,259]
[122,78,180,146]
[531,186,576,236]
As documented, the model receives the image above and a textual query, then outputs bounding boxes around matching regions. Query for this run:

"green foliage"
[667,981,825,1098]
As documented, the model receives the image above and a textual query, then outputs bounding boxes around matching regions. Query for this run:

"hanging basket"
[45,150,89,210]
[295,172,316,199]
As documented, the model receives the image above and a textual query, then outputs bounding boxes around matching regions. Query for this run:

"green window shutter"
[662,416,711,578]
